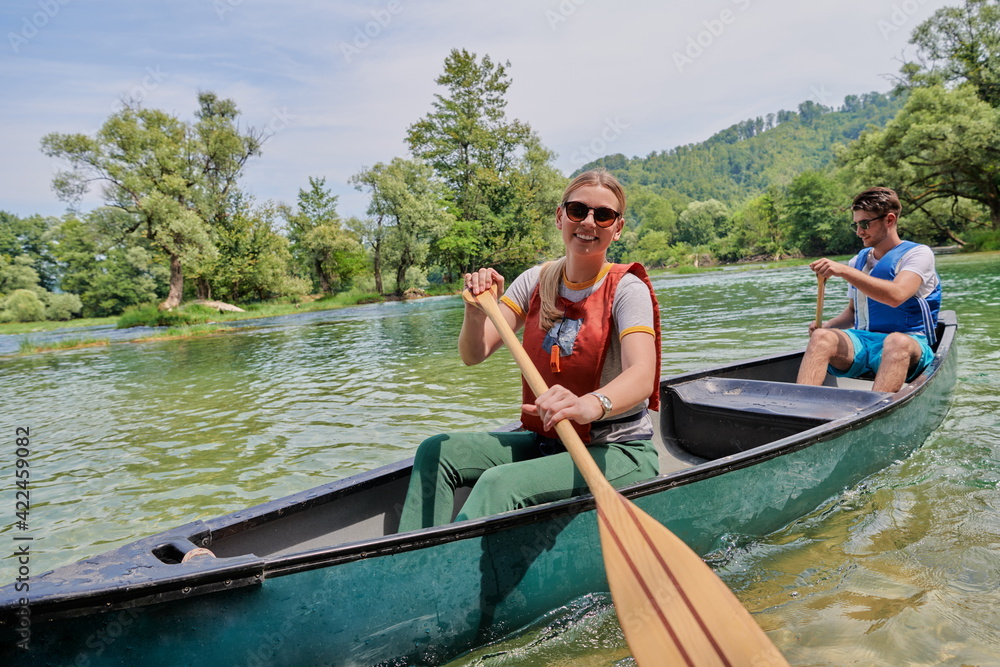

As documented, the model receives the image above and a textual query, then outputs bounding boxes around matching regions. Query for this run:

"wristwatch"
[588,392,613,421]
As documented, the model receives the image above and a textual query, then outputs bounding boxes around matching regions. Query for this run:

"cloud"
[0,0,955,220]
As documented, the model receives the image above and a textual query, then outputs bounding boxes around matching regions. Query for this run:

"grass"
[130,323,235,343]
[0,316,117,336]
[17,336,110,355]
[115,290,390,329]
[116,303,221,328]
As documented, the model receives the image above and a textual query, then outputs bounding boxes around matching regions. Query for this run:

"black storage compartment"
[661,377,889,459]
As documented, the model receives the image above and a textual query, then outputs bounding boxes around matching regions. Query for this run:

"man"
[796,187,941,393]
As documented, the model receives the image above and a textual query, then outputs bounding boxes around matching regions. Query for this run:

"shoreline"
[3,251,992,355]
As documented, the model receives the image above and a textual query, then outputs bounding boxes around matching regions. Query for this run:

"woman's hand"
[465,268,504,297]
[459,267,520,366]
[522,384,604,431]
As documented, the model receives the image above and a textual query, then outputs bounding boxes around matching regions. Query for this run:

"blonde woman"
[398,169,661,531]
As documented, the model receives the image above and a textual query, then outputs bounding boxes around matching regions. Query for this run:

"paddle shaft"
[471,289,612,494]
[815,274,828,328]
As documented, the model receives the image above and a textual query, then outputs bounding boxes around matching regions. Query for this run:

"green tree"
[726,188,790,260]
[840,84,1000,236]
[677,199,729,246]
[627,185,679,239]
[0,255,43,296]
[53,211,168,317]
[44,293,83,321]
[201,196,305,303]
[898,0,1000,106]
[0,212,59,290]
[283,177,366,294]
[406,49,563,277]
[430,218,480,283]
[406,49,531,215]
[41,93,262,310]
[785,171,855,256]
[189,93,266,299]
[351,158,453,295]
[631,230,673,268]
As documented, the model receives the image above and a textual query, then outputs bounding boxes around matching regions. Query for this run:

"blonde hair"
[537,169,626,330]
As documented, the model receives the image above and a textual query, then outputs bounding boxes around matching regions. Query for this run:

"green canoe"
[0,311,958,666]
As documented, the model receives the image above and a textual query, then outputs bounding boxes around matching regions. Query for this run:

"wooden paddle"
[815,274,828,328]
[465,287,788,667]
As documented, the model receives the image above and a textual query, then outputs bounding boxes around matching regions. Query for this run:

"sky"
[0,0,956,222]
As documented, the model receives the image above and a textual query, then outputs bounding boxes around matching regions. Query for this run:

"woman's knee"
[413,433,471,467]
[458,467,520,519]
[412,433,447,467]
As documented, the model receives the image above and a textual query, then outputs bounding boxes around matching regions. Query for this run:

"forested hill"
[583,91,905,206]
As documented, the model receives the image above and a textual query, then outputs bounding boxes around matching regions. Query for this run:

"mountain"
[582,91,905,206]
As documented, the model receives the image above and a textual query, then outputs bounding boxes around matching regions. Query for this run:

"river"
[1,252,998,665]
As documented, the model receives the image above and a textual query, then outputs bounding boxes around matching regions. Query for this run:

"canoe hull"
[2,313,958,666]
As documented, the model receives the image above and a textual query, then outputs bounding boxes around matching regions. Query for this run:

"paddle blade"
[598,493,788,666]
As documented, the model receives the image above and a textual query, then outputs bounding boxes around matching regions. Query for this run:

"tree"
[898,0,1000,107]
[345,215,387,296]
[677,199,729,246]
[189,93,266,299]
[0,255,43,296]
[627,186,679,238]
[41,93,262,310]
[631,230,673,268]
[351,158,453,295]
[407,49,531,214]
[201,196,304,303]
[0,211,59,290]
[726,188,790,260]
[785,171,855,256]
[841,84,1000,236]
[406,49,563,277]
[283,176,366,294]
[53,211,168,317]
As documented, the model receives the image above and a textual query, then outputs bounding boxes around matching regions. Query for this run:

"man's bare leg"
[797,329,854,385]
[872,332,922,392]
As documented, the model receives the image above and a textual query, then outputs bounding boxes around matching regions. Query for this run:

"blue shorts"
[828,329,934,382]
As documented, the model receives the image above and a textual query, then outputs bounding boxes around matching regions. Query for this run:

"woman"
[397,169,661,531]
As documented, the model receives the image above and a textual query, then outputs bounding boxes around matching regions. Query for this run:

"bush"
[0,289,46,323]
[963,229,1000,252]
[44,293,83,321]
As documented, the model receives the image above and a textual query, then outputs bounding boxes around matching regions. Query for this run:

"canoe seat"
[662,377,890,459]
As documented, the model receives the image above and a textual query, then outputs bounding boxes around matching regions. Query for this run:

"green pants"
[396,430,660,532]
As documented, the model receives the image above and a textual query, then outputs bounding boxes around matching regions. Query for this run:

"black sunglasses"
[851,213,888,230]
[563,201,620,227]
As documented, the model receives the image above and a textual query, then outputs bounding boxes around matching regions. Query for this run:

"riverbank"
[0,251,959,355]
[0,289,422,350]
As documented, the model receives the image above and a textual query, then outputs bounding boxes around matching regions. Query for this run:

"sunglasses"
[563,201,620,227]
[851,213,888,230]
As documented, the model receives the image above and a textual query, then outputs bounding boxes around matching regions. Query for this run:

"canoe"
[1,311,958,666]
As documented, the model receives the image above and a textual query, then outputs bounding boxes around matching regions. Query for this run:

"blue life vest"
[851,241,941,344]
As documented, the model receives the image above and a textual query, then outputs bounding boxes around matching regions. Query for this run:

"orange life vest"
[519,263,661,443]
